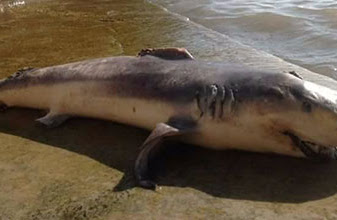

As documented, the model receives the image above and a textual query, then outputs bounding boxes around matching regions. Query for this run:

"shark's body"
[2,48,337,188]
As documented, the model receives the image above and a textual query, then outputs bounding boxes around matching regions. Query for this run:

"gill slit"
[195,84,235,120]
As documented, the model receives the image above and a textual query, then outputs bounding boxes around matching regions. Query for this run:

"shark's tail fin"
[0,67,37,110]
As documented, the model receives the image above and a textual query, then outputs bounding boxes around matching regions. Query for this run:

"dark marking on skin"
[288,71,303,79]
[133,107,136,113]
[138,48,194,60]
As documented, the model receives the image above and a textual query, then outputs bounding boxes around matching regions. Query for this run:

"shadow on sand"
[1,108,337,203]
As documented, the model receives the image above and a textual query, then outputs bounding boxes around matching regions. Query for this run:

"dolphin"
[1,48,337,189]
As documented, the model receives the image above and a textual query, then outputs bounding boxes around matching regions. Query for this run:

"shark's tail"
[0,67,38,109]
[6,67,36,80]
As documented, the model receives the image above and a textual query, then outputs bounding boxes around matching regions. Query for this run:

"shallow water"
[152,0,337,80]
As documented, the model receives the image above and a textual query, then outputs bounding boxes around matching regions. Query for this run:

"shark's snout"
[280,79,337,159]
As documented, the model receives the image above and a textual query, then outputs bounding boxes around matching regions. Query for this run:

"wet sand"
[1,0,337,219]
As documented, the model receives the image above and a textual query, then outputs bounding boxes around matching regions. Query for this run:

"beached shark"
[1,48,337,189]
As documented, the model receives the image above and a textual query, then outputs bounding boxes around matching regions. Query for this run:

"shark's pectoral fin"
[134,116,197,189]
[137,47,194,60]
[36,112,71,128]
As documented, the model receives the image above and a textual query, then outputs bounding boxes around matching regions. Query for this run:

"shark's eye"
[302,101,312,113]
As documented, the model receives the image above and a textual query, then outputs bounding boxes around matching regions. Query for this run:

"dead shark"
[1,48,337,189]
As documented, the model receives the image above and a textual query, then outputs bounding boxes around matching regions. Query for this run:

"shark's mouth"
[283,131,337,160]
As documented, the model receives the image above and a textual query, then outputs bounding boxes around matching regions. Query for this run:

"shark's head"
[279,78,337,158]
[244,73,337,159]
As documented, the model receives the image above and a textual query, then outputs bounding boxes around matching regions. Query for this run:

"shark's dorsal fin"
[137,48,194,60]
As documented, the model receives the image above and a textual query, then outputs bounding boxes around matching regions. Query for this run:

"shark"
[1,48,337,189]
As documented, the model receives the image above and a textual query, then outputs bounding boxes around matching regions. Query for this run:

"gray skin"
[1,48,337,189]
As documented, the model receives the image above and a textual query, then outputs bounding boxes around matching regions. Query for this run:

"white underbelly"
[5,82,179,130]
[63,95,177,130]
[182,116,304,157]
